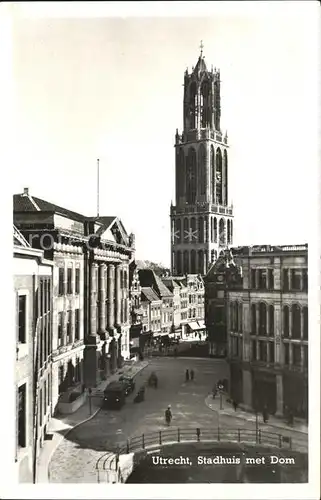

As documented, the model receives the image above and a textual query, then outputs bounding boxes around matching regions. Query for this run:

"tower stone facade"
[170,47,234,276]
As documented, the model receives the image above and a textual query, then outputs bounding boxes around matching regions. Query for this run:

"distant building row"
[129,263,206,351]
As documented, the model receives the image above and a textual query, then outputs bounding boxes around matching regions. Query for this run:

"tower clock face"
[217,275,224,282]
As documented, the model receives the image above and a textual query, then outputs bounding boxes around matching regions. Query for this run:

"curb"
[45,361,149,482]
[204,396,308,436]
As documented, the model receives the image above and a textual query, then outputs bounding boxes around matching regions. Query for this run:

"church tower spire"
[170,47,233,277]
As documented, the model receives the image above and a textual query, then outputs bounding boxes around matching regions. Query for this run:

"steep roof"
[141,287,160,303]
[13,192,85,222]
[161,277,180,292]
[193,55,208,76]
[138,269,173,299]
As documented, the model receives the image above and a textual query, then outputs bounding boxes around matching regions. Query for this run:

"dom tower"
[170,44,234,276]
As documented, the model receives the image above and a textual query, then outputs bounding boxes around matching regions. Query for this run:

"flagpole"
[97,158,100,218]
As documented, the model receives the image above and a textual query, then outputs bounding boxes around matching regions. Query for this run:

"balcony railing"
[95,426,307,481]
[175,129,228,145]
[171,202,233,216]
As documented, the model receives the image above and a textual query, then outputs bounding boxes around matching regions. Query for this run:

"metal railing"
[95,426,303,479]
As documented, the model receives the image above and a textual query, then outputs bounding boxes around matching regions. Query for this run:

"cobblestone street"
[49,357,307,483]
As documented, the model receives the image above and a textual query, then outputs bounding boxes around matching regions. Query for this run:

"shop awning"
[197,320,206,329]
[188,322,200,331]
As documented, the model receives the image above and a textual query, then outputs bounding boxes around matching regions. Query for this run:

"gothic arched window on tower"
[198,216,204,243]
[191,250,196,274]
[183,217,189,242]
[198,250,204,275]
[201,81,210,128]
[216,148,223,205]
[176,219,182,243]
[224,150,228,206]
[230,220,233,245]
[214,217,217,243]
[219,218,225,246]
[176,148,185,200]
[186,147,197,204]
[189,81,197,129]
[183,250,189,274]
[198,144,206,196]
[177,250,182,275]
[211,145,215,203]
[227,220,231,244]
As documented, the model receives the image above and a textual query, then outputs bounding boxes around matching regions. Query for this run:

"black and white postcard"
[1,1,320,499]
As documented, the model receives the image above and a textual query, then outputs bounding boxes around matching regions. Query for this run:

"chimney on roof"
[23,188,29,196]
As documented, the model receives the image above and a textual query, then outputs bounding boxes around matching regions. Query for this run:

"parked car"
[103,382,126,409]
[119,375,135,396]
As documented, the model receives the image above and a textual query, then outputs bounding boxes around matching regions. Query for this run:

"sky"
[10,2,320,266]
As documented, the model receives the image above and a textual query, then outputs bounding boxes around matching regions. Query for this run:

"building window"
[18,384,26,448]
[58,267,64,295]
[291,269,301,291]
[284,343,289,365]
[283,306,289,337]
[251,269,256,289]
[67,267,72,295]
[302,269,308,291]
[251,340,256,361]
[283,269,289,292]
[303,307,308,339]
[67,311,72,344]
[44,381,47,414]
[304,345,308,370]
[75,309,80,341]
[239,303,243,332]
[18,295,27,344]
[251,304,256,334]
[58,365,64,394]
[58,312,63,346]
[291,304,301,339]
[259,302,267,335]
[268,269,274,290]
[259,341,267,362]
[75,268,80,294]
[268,305,274,336]
[258,269,267,290]
[293,344,301,366]
[269,342,275,363]
[75,358,81,383]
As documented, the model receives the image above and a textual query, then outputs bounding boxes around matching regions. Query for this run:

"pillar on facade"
[276,373,284,416]
[115,264,122,332]
[84,262,99,388]
[99,263,107,336]
[107,263,116,335]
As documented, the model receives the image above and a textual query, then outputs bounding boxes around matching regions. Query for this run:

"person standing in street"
[165,405,172,425]
[185,369,189,382]
[190,369,194,381]
[232,400,238,412]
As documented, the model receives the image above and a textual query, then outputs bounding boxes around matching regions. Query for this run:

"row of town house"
[204,244,308,421]
[13,189,136,482]
[128,262,207,352]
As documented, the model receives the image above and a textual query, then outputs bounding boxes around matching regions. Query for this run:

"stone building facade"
[14,190,133,412]
[205,244,308,419]
[14,226,53,483]
[170,47,234,276]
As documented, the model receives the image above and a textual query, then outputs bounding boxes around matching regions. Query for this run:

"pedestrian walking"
[185,369,189,382]
[212,387,217,399]
[262,405,269,423]
[232,400,238,412]
[165,405,172,426]
[190,369,194,381]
